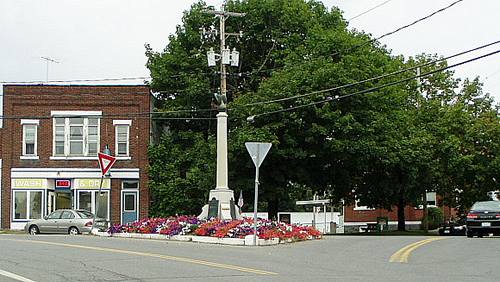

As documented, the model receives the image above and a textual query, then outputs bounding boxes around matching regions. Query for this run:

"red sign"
[98,152,117,176]
[55,180,71,188]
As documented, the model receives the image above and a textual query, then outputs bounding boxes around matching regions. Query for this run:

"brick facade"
[343,199,458,232]
[0,85,150,229]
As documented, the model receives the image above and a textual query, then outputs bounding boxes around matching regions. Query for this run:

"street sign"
[245,142,272,246]
[98,152,117,176]
[245,142,272,168]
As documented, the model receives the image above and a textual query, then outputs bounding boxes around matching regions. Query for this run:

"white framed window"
[21,119,39,159]
[13,190,43,220]
[52,116,100,157]
[123,193,137,212]
[122,180,139,189]
[114,120,131,157]
[76,190,109,220]
[353,198,375,211]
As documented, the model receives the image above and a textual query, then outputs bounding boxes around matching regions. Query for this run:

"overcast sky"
[1,0,499,103]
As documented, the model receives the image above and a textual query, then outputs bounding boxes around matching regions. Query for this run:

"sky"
[1,0,499,103]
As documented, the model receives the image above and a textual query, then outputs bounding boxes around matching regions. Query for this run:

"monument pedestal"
[198,189,241,220]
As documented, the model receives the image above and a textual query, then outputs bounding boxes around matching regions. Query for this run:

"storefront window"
[77,190,109,220]
[13,191,43,220]
[14,191,27,220]
[78,191,92,212]
[29,192,42,219]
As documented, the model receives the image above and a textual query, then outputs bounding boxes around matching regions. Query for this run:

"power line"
[247,48,500,120]
[0,76,151,84]
[0,108,217,120]
[227,0,466,81]
[0,71,217,84]
[0,114,216,121]
[334,0,465,57]
[242,39,500,107]
[376,0,464,43]
[348,0,393,21]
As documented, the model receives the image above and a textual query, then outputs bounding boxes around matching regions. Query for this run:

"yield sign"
[98,152,117,176]
[245,142,272,168]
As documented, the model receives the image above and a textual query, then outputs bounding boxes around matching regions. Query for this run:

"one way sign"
[98,152,117,176]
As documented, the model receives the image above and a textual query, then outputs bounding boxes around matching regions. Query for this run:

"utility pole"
[198,4,245,220]
[40,56,59,83]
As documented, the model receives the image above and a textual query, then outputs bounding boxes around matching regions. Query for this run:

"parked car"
[438,218,466,236]
[24,209,108,235]
[466,201,500,238]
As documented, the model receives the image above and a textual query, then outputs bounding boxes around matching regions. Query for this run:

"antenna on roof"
[40,56,60,83]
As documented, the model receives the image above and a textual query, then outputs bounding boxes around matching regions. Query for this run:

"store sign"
[55,179,71,189]
[12,179,47,189]
[74,178,110,189]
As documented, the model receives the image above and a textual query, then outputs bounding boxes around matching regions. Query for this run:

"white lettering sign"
[11,179,47,189]
[74,179,110,189]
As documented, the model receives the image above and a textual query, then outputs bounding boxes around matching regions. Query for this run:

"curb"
[93,231,282,246]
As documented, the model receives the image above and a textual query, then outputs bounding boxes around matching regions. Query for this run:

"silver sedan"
[24,209,107,235]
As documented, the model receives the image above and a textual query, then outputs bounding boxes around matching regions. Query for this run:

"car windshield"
[76,210,94,218]
[471,201,500,211]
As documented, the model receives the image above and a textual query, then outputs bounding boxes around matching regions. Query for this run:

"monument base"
[198,189,242,220]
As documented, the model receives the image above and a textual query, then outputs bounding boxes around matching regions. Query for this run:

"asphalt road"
[0,234,498,282]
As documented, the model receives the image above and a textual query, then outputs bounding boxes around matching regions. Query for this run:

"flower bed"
[108,216,321,242]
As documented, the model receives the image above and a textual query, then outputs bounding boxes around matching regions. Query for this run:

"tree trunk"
[397,168,406,231]
[268,197,279,221]
[397,194,406,231]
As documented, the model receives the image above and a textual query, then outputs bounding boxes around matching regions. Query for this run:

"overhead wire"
[0,1,465,87]
[348,0,393,21]
[333,0,465,57]
[241,39,500,107]
[246,48,500,119]
[220,0,466,81]
[2,41,496,121]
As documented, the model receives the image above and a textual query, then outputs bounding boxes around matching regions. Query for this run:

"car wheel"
[68,227,79,235]
[29,225,39,235]
[477,231,483,238]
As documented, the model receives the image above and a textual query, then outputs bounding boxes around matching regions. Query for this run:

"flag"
[238,190,244,208]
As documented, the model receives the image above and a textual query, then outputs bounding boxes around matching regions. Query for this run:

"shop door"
[122,191,138,224]
[56,192,71,209]
[48,192,56,214]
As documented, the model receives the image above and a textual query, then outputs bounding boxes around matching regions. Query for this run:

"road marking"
[389,237,446,263]
[0,269,36,282]
[0,238,277,276]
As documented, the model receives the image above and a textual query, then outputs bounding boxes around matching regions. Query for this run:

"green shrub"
[424,207,444,230]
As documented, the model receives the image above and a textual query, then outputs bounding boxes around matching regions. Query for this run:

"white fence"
[241,212,344,234]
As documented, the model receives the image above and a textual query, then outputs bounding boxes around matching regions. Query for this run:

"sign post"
[245,142,272,246]
[92,147,116,232]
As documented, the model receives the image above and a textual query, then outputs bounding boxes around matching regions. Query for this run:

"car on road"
[24,209,107,235]
[438,218,466,236]
[466,201,500,238]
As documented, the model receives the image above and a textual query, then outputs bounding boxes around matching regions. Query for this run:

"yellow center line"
[389,237,446,263]
[0,238,277,276]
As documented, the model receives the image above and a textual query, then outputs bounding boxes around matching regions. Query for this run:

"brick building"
[343,192,457,232]
[0,85,151,230]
